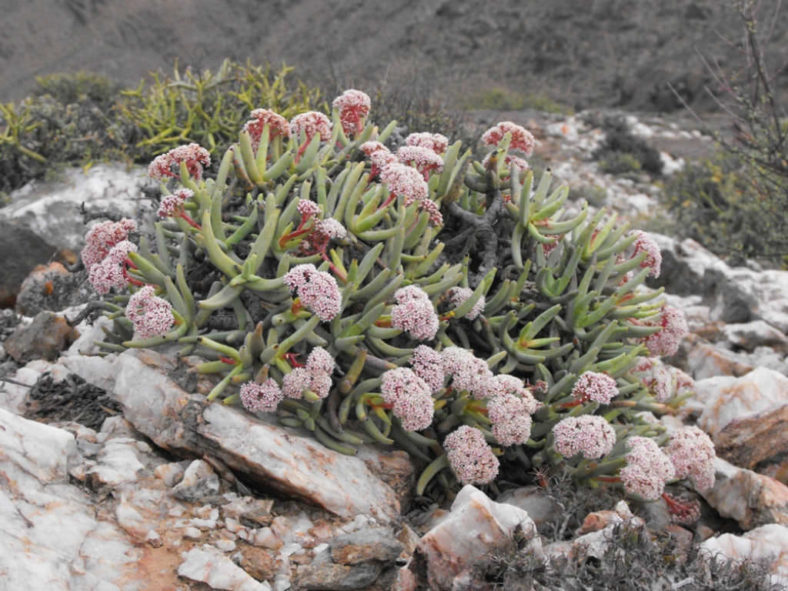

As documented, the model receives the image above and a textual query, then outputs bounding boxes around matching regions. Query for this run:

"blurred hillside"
[1,0,786,111]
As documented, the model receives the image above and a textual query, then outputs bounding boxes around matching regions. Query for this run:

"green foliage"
[598,152,642,175]
[0,61,323,195]
[115,59,323,158]
[0,93,118,193]
[592,115,663,176]
[33,72,122,110]
[93,99,682,501]
[663,153,788,265]
[463,86,573,115]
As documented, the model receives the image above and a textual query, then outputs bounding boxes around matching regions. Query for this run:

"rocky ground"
[1,112,787,590]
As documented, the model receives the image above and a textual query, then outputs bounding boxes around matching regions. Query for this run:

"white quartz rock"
[178,544,271,590]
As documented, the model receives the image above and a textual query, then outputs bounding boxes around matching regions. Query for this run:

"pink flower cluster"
[571,371,619,404]
[333,89,371,136]
[157,188,194,218]
[552,415,616,459]
[88,240,138,294]
[283,264,342,322]
[482,121,536,156]
[81,219,137,269]
[369,150,397,178]
[289,111,332,144]
[487,393,534,446]
[314,218,347,240]
[381,367,434,431]
[297,199,322,219]
[409,345,445,393]
[125,286,174,339]
[666,426,716,492]
[405,132,449,154]
[243,108,290,150]
[148,143,211,181]
[380,162,429,205]
[282,346,335,400]
[642,305,689,357]
[446,286,485,320]
[486,375,540,412]
[360,141,388,156]
[396,146,444,179]
[444,425,499,485]
[440,346,493,399]
[630,231,662,278]
[240,379,283,413]
[620,436,676,501]
[390,285,439,341]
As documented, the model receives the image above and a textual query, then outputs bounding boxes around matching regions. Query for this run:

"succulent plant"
[83,90,711,503]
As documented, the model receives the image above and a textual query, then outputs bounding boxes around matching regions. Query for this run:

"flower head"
[390,285,439,341]
[380,163,429,205]
[486,375,540,413]
[444,426,499,485]
[632,357,675,402]
[381,367,434,431]
[482,122,536,156]
[487,394,534,446]
[158,188,194,218]
[369,150,398,177]
[417,198,443,226]
[441,347,494,399]
[148,143,210,180]
[297,199,322,219]
[396,145,444,179]
[283,264,342,322]
[125,286,174,339]
[360,141,388,156]
[446,286,485,320]
[642,306,689,357]
[289,111,332,144]
[306,346,335,375]
[410,345,445,393]
[88,240,137,294]
[620,436,675,501]
[630,231,662,278]
[552,415,616,459]
[666,426,716,492]
[333,89,371,136]
[405,132,449,154]
[240,379,283,413]
[81,219,137,270]
[571,371,619,404]
[314,218,347,240]
[282,368,312,400]
[243,109,290,150]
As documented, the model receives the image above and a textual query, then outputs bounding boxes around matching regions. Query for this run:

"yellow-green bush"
[115,59,323,158]
[663,153,788,265]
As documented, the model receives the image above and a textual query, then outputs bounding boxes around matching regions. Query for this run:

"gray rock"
[329,527,403,564]
[296,562,382,591]
[172,459,220,501]
[0,219,56,307]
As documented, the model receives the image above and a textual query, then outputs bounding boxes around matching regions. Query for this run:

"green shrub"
[0,61,324,195]
[592,115,662,176]
[85,94,700,505]
[462,86,573,115]
[33,71,122,110]
[115,59,323,159]
[663,153,788,265]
